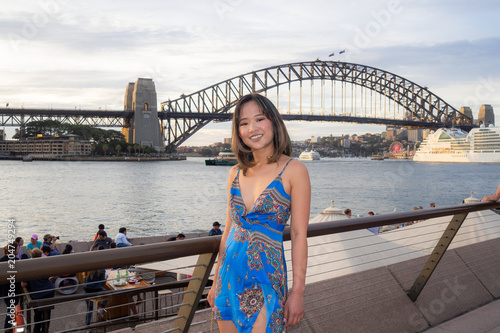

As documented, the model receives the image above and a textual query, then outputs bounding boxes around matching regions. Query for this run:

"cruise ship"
[413,124,500,163]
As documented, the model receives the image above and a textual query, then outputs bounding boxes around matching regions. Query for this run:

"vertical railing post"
[173,252,218,332]
[407,213,468,301]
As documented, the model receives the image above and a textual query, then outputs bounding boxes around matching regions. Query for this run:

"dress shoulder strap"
[279,158,293,176]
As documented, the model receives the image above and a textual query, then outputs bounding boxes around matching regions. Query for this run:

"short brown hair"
[231,94,291,174]
[31,248,43,258]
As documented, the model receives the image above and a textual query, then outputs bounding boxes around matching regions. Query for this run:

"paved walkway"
[424,299,500,333]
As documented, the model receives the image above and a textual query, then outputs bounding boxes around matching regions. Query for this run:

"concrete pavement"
[424,299,500,333]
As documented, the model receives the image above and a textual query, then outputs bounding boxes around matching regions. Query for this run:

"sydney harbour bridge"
[0,60,473,151]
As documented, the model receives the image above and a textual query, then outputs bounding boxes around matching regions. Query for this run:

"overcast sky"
[1,0,499,145]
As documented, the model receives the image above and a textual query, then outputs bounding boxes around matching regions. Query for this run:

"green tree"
[115,144,122,156]
[102,143,109,156]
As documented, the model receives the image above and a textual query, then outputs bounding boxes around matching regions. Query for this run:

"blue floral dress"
[214,160,292,332]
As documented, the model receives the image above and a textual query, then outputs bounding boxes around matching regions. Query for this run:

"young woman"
[207,94,311,332]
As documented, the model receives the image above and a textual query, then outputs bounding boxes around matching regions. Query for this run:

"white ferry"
[413,124,500,163]
[205,150,238,166]
[299,150,320,161]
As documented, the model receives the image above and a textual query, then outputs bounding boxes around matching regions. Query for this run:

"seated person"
[15,237,28,259]
[41,245,51,257]
[208,221,222,236]
[21,248,55,333]
[166,233,185,241]
[115,227,133,248]
[27,234,43,258]
[93,224,105,241]
[42,234,61,256]
[62,244,73,254]
[90,231,112,251]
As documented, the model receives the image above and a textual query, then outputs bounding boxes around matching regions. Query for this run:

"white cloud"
[1,0,499,141]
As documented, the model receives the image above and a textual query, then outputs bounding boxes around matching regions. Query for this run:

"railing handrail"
[303,201,500,240]
[2,201,499,283]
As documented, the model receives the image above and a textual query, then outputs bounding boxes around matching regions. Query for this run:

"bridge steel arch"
[161,60,471,150]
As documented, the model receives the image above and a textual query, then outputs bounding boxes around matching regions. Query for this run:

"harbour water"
[1,157,498,244]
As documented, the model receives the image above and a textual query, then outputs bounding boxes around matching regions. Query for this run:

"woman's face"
[238,101,274,153]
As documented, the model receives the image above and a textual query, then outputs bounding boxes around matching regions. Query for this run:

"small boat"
[371,154,384,160]
[205,150,238,166]
[299,150,320,161]
[23,156,33,162]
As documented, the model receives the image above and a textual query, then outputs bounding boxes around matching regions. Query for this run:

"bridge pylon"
[123,78,163,151]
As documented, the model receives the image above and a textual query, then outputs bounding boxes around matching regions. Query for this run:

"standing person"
[115,227,133,247]
[21,248,54,333]
[482,184,500,202]
[208,221,222,236]
[93,224,105,241]
[27,234,43,258]
[207,94,311,331]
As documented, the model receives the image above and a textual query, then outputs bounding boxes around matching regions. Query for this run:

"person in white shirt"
[115,227,133,248]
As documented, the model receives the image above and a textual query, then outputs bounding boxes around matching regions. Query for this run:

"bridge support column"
[123,78,163,151]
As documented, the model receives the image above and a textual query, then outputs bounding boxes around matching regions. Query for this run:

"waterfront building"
[0,134,91,156]
[408,129,430,142]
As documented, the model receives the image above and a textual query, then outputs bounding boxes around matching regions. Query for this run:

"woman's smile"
[238,100,274,153]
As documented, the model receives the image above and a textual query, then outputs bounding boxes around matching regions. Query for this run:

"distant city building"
[224,137,231,145]
[177,147,194,154]
[408,129,424,142]
[478,104,495,126]
[0,135,91,156]
[341,138,351,148]
[385,126,408,141]
[0,129,5,141]
[309,136,321,144]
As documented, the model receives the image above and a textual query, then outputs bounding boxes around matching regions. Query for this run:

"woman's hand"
[207,286,215,308]
[283,290,304,327]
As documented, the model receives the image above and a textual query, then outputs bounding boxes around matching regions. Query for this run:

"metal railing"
[1,200,499,333]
